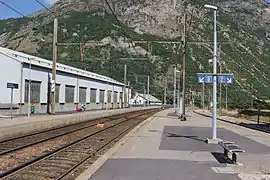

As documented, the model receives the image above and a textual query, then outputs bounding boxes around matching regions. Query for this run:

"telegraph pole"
[147,76,150,106]
[177,74,181,115]
[173,66,176,110]
[51,18,58,114]
[124,64,127,108]
[164,77,167,104]
[143,86,146,107]
[28,59,32,118]
[181,13,186,118]
[128,81,130,107]
[80,43,84,61]
[251,83,254,109]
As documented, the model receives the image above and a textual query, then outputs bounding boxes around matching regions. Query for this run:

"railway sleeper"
[63,149,93,154]
[45,159,79,165]
[36,163,74,169]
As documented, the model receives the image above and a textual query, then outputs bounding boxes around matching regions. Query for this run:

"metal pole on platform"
[202,83,205,109]
[181,13,186,118]
[225,84,228,109]
[219,45,222,115]
[205,4,218,139]
[177,75,180,116]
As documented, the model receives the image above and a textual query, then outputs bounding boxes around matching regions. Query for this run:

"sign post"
[7,83,19,119]
[197,73,234,140]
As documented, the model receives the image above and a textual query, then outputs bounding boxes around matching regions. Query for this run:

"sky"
[0,0,57,19]
[1,0,270,20]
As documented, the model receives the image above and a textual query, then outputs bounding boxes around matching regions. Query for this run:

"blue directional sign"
[197,74,213,84]
[197,73,234,84]
[218,75,234,84]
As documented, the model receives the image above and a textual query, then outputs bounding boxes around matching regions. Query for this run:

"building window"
[65,85,75,103]
[90,88,97,103]
[100,90,105,103]
[107,90,112,103]
[24,80,41,103]
[113,91,118,103]
[79,87,87,103]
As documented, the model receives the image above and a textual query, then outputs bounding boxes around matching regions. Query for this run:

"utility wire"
[35,0,50,11]
[0,0,26,18]
[104,0,139,55]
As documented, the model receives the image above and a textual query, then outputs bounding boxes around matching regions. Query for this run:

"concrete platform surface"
[0,106,160,139]
[76,108,270,180]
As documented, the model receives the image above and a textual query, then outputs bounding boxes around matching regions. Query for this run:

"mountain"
[0,0,270,108]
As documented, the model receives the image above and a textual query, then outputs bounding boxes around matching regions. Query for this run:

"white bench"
[218,141,245,164]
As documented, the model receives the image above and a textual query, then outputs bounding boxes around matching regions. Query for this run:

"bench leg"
[224,149,228,157]
[232,152,237,164]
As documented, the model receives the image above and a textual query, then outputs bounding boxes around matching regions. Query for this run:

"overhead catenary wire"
[103,0,139,55]
[35,0,50,11]
[0,0,27,18]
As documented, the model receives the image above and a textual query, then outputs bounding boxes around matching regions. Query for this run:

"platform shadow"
[167,112,179,117]
[211,152,233,164]
[165,132,206,143]
[167,113,191,118]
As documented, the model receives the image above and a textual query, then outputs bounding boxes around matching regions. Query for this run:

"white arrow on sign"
[226,77,232,83]
[199,77,205,83]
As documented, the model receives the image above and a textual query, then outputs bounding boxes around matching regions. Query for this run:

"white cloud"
[46,0,58,5]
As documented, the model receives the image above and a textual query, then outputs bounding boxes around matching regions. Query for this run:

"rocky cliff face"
[0,0,269,104]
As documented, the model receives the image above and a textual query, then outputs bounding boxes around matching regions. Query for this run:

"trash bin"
[31,105,35,114]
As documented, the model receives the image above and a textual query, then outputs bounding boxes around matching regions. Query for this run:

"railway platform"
[77,108,270,180]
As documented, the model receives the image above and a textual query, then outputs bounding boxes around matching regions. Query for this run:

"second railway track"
[0,108,161,180]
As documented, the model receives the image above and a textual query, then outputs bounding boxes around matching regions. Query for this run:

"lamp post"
[204,4,218,140]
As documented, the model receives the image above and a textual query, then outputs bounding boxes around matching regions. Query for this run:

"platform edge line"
[75,110,160,180]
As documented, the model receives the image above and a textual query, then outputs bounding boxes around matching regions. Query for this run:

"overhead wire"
[0,0,27,18]
[35,0,50,11]
[103,0,139,55]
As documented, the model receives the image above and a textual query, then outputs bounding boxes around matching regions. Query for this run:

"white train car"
[0,47,129,115]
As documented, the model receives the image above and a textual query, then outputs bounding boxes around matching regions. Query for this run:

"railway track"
[0,110,149,156]
[0,108,160,180]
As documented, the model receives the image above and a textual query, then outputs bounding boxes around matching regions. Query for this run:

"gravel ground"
[0,117,126,173]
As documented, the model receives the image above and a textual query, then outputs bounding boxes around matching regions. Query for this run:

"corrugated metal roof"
[0,47,124,86]
[137,93,162,102]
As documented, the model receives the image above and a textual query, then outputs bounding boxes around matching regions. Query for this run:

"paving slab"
[76,108,270,180]
[90,159,240,180]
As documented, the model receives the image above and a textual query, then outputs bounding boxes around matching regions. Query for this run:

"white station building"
[130,93,162,106]
[0,47,130,115]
